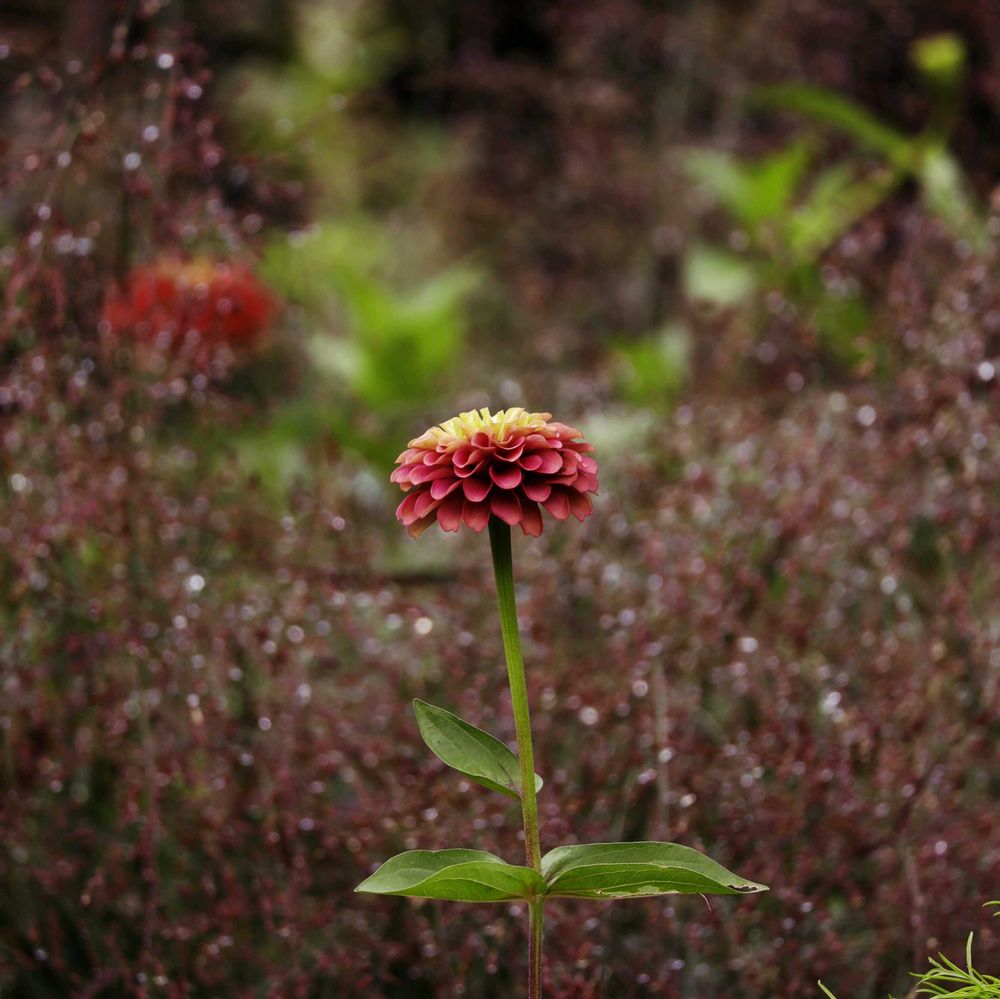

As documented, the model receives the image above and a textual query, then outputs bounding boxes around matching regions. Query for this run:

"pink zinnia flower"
[392,407,599,538]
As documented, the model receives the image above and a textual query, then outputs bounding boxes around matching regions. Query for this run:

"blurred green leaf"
[811,288,872,367]
[788,162,901,263]
[614,323,691,407]
[683,245,757,307]
[685,142,811,230]
[264,221,477,411]
[259,220,478,470]
[541,842,768,899]
[413,699,542,799]
[356,849,546,902]
[297,2,403,89]
[918,147,989,253]
[753,85,914,167]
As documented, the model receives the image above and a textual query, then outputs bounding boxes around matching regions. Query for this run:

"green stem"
[488,517,544,998]
[529,898,544,995]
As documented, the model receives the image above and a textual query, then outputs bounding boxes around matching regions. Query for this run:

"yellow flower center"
[410,407,551,449]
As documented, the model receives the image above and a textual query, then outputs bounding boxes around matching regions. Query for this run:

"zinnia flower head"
[101,256,275,365]
[392,407,598,538]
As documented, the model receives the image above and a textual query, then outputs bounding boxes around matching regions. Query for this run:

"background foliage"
[1,0,998,996]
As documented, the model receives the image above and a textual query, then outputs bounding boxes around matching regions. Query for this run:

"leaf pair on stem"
[357,700,766,903]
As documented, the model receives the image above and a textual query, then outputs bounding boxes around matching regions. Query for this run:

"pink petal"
[490,464,523,489]
[519,502,543,536]
[567,491,593,521]
[495,440,525,462]
[547,473,579,488]
[430,477,462,500]
[519,454,543,471]
[437,492,465,532]
[462,477,492,502]
[396,492,421,523]
[542,489,570,520]
[560,451,580,474]
[534,450,564,474]
[454,458,486,479]
[579,455,598,474]
[522,480,551,502]
[462,500,490,532]
[548,421,582,438]
[409,464,456,485]
[414,491,438,518]
[490,491,523,526]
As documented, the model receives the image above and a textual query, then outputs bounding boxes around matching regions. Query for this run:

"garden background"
[1,0,998,996]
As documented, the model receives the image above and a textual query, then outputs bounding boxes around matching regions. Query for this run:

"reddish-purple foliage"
[1,3,998,999]
[3,222,997,997]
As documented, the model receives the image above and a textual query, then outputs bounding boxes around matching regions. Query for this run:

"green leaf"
[355,849,546,902]
[684,143,812,230]
[752,84,914,168]
[787,161,901,264]
[541,842,768,899]
[413,699,542,799]
[614,323,691,408]
[682,245,757,308]
[918,147,988,253]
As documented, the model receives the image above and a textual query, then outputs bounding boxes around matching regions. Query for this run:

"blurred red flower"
[392,407,599,538]
[101,257,276,366]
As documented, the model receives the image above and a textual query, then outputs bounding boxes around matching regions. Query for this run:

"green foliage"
[292,234,477,414]
[260,220,478,470]
[911,33,967,89]
[614,323,693,407]
[228,2,404,195]
[682,246,757,308]
[683,143,877,366]
[263,221,476,415]
[785,161,898,264]
[355,849,546,902]
[752,85,913,165]
[685,34,988,371]
[357,841,766,904]
[685,142,814,232]
[751,37,987,253]
[819,902,1000,998]
[413,699,542,800]
[224,5,478,482]
[540,842,767,900]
